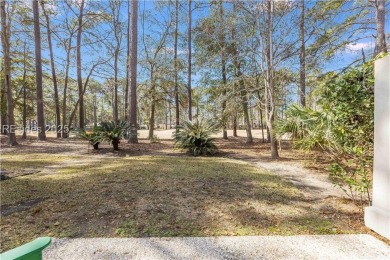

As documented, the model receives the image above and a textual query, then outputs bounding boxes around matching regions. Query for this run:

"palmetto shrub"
[274,104,337,152]
[173,119,219,156]
[99,120,129,150]
[79,128,101,150]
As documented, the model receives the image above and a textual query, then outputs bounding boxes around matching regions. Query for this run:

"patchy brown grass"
[0,135,374,252]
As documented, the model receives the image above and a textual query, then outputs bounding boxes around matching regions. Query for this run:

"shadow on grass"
[0,156,362,252]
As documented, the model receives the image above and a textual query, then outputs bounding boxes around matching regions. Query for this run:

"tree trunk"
[260,107,264,143]
[22,79,27,139]
[268,121,278,158]
[125,0,131,121]
[84,101,87,125]
[33,0,46,141]
[222,67,228,139]
[265,0,278,159]
[174,0,180,128]
[42,1,61,138]
[220,0,228,139]
[101,101,104,121]
[233,115,238,137]
[196,95,199,121]
[22,43,27,139]
[111,0,121,123]
[148,70,155,139]
[93,142,99,150]
[187,0,192,121]
[1,89,6,135]
[93,93,97,127]
[374,0,387,56]
[112,139,119,150]
[165,99,168,129]
[299,0,306,107]
[266,125,270,143]
[128,0,138,143]
[62,40,72,138]
[169,101,172,128]
[1,73,6,136]
[238,78,253,143]
[77,0,85,130]
[148,101,155,138]
[1,1,17,145]
[113,49,119,122]
[232,2,252,144]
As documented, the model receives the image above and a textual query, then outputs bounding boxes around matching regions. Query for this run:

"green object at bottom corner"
[0,237,51,260]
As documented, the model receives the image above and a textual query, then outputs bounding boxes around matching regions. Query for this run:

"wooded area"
[0,0,388,158]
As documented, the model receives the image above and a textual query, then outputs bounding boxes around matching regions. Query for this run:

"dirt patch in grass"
[1,198,48,216]
[0,134,377,251]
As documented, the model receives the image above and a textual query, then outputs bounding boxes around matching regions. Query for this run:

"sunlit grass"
[0,153,78,172]
[0,153,359,252]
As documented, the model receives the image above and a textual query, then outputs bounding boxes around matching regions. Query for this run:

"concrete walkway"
[44,235,389,260]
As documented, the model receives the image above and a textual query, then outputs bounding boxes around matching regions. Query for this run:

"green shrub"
[320,61,374,206]
[173,119,219,156]
[99,120,129,150]
[274,104,336,152]
[79,128,101,150]
[275,59,377,206]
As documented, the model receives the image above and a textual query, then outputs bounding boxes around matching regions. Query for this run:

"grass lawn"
[0,141,366,252]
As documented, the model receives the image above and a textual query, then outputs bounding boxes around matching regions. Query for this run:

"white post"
[364,56,390,240]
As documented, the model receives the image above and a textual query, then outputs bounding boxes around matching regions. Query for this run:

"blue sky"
[31,0,389,90]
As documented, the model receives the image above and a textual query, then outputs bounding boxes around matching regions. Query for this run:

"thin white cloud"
[16,1,57,14]
[345,42,372,52]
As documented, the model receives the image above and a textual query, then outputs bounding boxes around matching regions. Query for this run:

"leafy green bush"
[79,128,101,150]
[99,120,129,150]
[173,119,219,156]
[274,104,336,152]
[275,59,376,206]
[320,60,374,206]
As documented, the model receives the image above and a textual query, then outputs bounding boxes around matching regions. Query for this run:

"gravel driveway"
[44,235,389,259]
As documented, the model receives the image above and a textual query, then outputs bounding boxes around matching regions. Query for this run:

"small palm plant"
[173,119,219,156]
[99,120,129,150]
[79,128,101,150]
[274,104,337,152]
